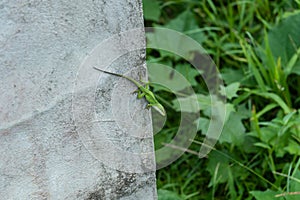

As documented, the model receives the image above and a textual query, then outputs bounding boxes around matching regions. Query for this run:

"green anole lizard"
[93,67,166,116]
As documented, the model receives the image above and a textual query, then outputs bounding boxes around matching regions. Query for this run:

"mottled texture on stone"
[0,0,156,199]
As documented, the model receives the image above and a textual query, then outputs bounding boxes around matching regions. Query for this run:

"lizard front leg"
[133,89,146,99]
[145,103,153,109]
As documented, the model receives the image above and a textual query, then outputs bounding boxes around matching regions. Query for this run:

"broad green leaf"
[197,101,235,145]
[220,68,245,85]
[201,97,234,119]
[220,82,240,100]
[146,27,205,59]
[250,190,283,200]
[158,189,182,200]
[165,10,197,32]
[175,63,200,86]
[236,104,252,119]
[267,12,300,75]
[147,63,191,92]
[172,94,210,113]
[206,151,230,184]
[284,140,300,156]
[242,135,261,154]
[165,10,207,44]
[196,117,209,132]
[219,111,246,145]
[206,151,244,186]
[142,0,161,22]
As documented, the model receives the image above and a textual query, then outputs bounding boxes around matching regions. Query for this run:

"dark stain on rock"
[85,188,105,200]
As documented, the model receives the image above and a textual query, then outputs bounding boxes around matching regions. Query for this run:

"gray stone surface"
[0,0,157,199]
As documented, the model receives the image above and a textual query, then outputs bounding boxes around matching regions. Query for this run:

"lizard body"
[93,67,166,116]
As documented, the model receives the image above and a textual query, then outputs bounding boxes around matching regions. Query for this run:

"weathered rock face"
[0,0,157,199]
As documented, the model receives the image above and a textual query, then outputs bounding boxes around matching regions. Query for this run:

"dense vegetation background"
[143,0,300,199]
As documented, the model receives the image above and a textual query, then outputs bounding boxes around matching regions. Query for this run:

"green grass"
[143,0,300,199]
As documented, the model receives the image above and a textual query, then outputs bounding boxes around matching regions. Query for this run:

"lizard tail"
[93,67,123,77]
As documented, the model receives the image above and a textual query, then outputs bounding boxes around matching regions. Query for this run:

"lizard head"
[152,103,166,116]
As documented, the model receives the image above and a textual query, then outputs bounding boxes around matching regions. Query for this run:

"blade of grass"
[212,162,220,200]
[240,41,268,91]
[255,103,278,119]
[186,139,279,189]
[244,89,292,114]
